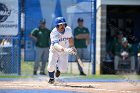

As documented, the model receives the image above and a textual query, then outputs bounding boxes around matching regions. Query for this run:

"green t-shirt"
[74,27,89,48]
[31,27,51,48]
[108,38,121,54]
[115,43,134,56]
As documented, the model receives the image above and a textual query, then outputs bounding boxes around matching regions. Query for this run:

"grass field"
[21,60,140,80]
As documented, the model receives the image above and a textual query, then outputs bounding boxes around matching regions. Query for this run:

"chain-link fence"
[0,36,20,75]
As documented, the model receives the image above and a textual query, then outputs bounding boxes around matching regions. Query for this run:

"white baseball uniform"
[47,26,73,73]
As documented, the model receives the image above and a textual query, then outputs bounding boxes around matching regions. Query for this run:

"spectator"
[108,31,123,57]
[73,18,90,76]
[30,19,51,75]
[114,37,135,73]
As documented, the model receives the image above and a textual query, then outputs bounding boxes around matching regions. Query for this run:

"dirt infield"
[0,77,140,93]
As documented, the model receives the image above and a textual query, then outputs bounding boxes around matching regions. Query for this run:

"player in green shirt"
[114,37,135,73]
[73,18,90,76]
[109,31,123,56]
[30,19,51,75]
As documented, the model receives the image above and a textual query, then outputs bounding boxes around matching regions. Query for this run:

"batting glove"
[71,46,77,55]
[71,46,77,52]
[64,48,76,55]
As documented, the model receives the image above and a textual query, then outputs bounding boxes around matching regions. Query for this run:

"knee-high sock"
[48,71,55,79]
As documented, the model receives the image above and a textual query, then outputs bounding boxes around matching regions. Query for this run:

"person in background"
[30,19,51,75]
[108,31,124,58]
[73,18,90,76]
[114,37,135,73]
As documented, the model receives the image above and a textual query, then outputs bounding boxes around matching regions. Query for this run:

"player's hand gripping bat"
[71,47,84,68]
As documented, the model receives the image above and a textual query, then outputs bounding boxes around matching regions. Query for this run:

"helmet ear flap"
[56,25,59,28]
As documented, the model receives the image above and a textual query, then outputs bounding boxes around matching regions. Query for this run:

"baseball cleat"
[40,72,46,75]
[80,72,86,76]
[48,78,55,84]
[55,70,60,77]
[33,71,37,75]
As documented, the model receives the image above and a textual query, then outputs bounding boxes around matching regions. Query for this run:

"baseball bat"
[75,54,84,68]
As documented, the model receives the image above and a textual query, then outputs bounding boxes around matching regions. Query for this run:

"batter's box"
[53,81,96,88]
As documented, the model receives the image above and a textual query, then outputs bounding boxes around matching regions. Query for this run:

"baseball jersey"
[50,26,73,53]
[114,43,134,56]
[74,27,89,48]
[31,27,51,48]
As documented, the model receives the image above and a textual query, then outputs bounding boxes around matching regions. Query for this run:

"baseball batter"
[47,17,76,84]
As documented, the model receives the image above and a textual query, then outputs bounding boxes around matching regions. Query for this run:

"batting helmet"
[55,17,66,27]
